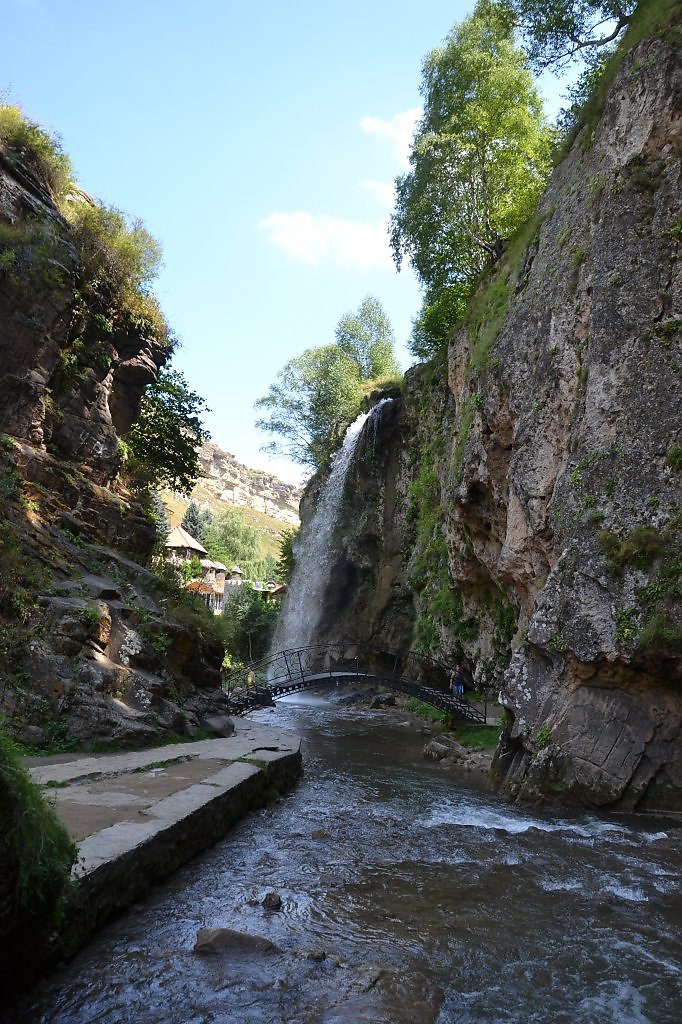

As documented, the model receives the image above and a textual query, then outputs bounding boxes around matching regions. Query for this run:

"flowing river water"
[11,693,682,1024]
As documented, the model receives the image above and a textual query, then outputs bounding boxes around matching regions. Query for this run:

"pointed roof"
[165,525,207,555]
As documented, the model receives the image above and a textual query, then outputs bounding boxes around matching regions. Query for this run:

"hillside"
[162,441,301,562]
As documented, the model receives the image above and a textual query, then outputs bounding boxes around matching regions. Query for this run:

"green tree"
[410,284,472,361]
[220,587,279,664]
[255,344,363,468]
[150,490,171,542]
[335,293,400,379]
[125,367,210,493]
[390,0,553,357]
[203,508,261,578]
[256,296,400,468]
[199,510,213,543]
[498,0,636,70]
[181,500,202,540]
[258,553,280,581]
[181,555,203,583]
[276,526,299,583]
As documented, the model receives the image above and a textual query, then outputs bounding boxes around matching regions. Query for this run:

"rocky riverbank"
[330,685,498,776]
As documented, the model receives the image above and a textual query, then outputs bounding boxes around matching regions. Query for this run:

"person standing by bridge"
[450,664,465,697]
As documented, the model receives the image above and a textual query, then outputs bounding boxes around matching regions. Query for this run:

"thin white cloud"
[259,108,419,271]
[359,107,421,168]
[259,211,392,270]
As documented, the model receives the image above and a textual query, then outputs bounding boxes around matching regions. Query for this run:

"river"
[11,693,682,1024]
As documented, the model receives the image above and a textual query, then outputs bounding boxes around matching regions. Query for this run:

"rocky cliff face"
[0,155,233,749]
[305,30,682,810]
[0,157,166,483]
[192,442,300,527]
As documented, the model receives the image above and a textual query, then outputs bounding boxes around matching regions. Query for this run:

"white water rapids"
[10,695,682,1024]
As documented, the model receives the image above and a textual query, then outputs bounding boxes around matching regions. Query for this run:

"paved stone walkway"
[20,719,302,978]
[27,720,301,876]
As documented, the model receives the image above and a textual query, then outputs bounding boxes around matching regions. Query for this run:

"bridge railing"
[222,641,488,723]
[222,641,453,695]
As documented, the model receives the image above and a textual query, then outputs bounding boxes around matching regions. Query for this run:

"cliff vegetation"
[298,0,682,810]
[0,98,238,740]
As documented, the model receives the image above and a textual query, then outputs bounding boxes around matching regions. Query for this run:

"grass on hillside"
[161,489,292,563]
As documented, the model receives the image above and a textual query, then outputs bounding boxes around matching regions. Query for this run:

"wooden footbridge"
[222,641,487,723]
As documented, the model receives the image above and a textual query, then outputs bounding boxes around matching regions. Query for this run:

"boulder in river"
[370,693,396,709]
[193,928,281,956]
[262,891,283,911]
[423,737,467,761]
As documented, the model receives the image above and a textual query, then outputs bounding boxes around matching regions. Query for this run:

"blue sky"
[4,0,569,485]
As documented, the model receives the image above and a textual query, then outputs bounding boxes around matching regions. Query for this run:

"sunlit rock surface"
[303,34,682,809]
[0,156,166,483]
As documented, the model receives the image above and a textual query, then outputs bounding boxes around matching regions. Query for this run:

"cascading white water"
[272,400,392,654]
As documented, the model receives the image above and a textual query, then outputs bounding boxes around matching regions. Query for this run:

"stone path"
[29,720,299,843]
[25,720,302,964]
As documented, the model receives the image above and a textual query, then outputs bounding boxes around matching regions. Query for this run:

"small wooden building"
[165,525,207,562]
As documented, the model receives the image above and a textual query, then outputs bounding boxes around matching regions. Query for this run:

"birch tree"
[390,0,553,355]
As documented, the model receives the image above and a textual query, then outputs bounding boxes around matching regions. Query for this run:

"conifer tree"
[181,500,202,540]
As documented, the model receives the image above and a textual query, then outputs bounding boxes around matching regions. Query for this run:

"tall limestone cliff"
[194,442,300,527]
[302,22,682,810]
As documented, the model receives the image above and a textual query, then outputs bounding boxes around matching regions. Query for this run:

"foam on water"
[417,800,669,843]
[600,882,649,903]
[539,877,585,893]
[575,981,653,1024]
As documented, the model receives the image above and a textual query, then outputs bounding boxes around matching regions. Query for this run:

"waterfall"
[272,400,392,654]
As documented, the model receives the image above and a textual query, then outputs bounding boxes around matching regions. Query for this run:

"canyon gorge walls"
[0,151,236,748]
[303,29,682,810]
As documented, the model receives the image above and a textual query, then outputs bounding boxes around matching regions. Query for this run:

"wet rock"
[423,737,467,761]
[323,964,443,1023]
[262,891,283,911]
[193,928,281,956]
[370,693,396,709]
[337,688,377,705]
